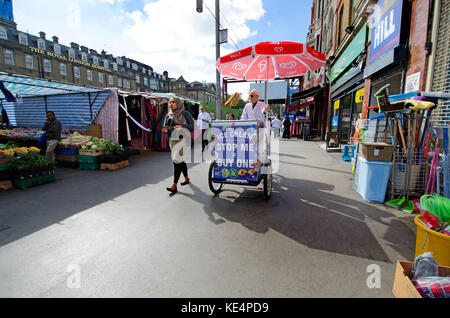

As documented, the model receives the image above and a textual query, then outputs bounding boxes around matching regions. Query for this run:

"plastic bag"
[411,252,439,280]
[412,277,450,298]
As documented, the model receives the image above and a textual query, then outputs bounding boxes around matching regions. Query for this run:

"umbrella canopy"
[216,41,326,81]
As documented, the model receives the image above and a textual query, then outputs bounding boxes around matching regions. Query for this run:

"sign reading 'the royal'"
[368,0,404,64]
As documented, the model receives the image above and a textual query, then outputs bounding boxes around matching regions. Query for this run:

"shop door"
[339,94,352,143]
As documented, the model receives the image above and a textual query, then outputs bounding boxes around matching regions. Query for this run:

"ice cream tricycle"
[207,119,273,200]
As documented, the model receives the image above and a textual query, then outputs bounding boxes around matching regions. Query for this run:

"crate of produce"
[78,155,101,163]
[56,147,79,156]
[100,160,129,171]
[13,173,56,190]
[79,149,104,157]
[0,163,8,172]
[79,162,100,170]
[56,154,79,163]
[0,180,12,191]
[101,153,129,164]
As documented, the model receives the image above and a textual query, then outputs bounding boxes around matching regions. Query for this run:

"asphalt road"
[0,139,416,297]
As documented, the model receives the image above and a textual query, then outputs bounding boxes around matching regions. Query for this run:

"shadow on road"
[182,173,415,264]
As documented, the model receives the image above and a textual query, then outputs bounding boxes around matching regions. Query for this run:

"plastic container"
[79,162,100,170]
[56,147,79,156]
[78,155,101,163]
[414,215,450,267]
[355,156,392,203]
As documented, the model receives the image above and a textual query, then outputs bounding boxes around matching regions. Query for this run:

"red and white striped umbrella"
[216,41,326,81]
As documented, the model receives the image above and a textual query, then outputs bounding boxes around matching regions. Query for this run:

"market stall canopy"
[290,85,324,103]
[0,73,112,129]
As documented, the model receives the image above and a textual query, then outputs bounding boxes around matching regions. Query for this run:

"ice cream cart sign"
[212,123,260,181]
[369,0,404,64]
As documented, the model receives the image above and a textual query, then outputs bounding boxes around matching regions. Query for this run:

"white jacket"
[241,101,267,121]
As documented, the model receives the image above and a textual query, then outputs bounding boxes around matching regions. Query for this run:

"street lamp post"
[215,0,221,120]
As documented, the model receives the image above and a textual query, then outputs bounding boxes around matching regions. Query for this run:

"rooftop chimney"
[52,36,58,43]
[39,32,46,40]
[80,46,89,53]
[89,49,97,55]
[70,42,80,50]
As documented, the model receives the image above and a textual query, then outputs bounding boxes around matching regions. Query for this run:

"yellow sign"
[334,100,340,110]
[29,47,111,73]
[355,88,364,104]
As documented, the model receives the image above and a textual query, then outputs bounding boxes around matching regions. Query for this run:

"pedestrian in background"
[197,105,211,152]
[282,116,291,139]
[162,97,195,194]
[227,113,235,120]
[271,115,282,139]
[42,111,62,161]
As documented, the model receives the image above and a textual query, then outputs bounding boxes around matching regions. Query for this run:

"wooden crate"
[0,180,13,191]
[101,160,129,171]
[79,149,104,157]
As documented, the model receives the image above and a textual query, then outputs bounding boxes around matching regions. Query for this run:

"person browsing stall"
[162,97,195,194]
[197,105,211,152]
[241,89,271,121]
[42,111,62,161]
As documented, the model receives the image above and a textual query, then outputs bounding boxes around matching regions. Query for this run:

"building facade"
[0,1,217,105]
[303,0,438,148]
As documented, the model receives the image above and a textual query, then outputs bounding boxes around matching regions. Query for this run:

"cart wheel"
[208,162,223,195]
[263,172,272,200]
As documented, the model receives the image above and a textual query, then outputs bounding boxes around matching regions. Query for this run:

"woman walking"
[162,97,195,193]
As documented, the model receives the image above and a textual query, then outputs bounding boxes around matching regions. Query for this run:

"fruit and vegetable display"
[0,141,40,158]
[0,128,44,139]
[59,132,126,154]
[7,153,55,178]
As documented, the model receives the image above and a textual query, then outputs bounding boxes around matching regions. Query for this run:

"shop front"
[363,0,411,117]
[327,24,368,149]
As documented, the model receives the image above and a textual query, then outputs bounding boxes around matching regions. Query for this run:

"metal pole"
[215,0,221,120]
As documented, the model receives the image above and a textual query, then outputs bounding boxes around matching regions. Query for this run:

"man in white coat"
[241,89,271,122]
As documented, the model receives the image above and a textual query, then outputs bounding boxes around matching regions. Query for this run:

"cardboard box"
[360,142,394,162]
[88,124,102,139]
[392,261,450,298]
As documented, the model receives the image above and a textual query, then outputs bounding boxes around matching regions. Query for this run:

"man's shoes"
[180,178,190,186]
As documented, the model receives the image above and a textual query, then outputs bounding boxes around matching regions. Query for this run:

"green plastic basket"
[13,173,56,190]
[79,162,100,170]
[78,155,100,163]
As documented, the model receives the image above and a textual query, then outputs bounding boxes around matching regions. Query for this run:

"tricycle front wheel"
[208,162,224,194]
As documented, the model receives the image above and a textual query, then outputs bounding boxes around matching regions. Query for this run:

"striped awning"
[0,74,112,129]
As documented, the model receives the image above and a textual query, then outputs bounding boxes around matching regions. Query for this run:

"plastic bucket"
[414,215,450,267]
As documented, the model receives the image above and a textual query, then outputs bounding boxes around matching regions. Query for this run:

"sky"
[13,0,313,97]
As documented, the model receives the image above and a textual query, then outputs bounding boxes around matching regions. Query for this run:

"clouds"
[13,0,265,95]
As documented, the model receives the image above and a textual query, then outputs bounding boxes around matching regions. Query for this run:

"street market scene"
[0,0,450,301]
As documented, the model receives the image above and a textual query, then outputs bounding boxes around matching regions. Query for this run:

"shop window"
[136,75,140,83]
[108,75,113,86]
[118,78,122,88]
[25,55,34,69]
[144,77,148,86]
[98,73,104,83]
[337,8,344,45]
[0,27,7,40]
[3,49,14,65]
[37,39,46,51]
[74,66,81,78]
[18,33,28,46]
[60,63,67,76]
[43,59,52,73]
[87,70,93,81]
[113,62,118,71]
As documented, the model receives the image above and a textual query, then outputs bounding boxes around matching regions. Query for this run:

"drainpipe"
[425,0,441,91]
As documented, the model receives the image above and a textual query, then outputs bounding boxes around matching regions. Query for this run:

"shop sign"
[355,88,364,103]
[330,24,367,83]
[334,100,340,110]
[405,72,420,93]
[368,0,404,64]
[29,47,112,73]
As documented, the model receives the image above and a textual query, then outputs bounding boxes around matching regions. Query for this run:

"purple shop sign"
[369,0,404,64]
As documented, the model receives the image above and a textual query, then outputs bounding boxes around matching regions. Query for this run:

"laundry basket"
[414,215,450,267]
